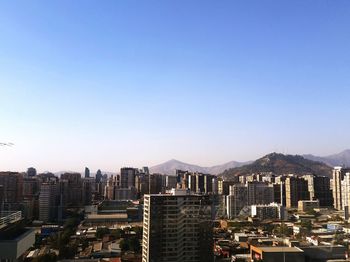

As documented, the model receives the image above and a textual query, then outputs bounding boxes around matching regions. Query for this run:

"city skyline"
[1,1,350,171]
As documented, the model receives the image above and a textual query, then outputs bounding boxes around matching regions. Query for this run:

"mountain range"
[150,149,350,175]
[303,149,350,167]
[149,159,251,175]
[219,153,332,179]
[50,150,350,176]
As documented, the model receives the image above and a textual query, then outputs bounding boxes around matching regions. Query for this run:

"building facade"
[285,176,310,208]
[142,191,214,262]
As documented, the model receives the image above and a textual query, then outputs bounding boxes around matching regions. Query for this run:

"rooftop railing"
[0,211,22,229]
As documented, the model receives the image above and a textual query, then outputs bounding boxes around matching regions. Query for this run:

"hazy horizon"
[1,1,350,172]
[0,149,348,174]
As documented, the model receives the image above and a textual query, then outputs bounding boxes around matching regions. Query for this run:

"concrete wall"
[0,228,35,259]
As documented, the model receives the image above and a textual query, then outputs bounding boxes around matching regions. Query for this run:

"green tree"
[131,226,143,238]
[96,227,110,239]
[120,239,130,251]
[59,243,78,259]
[129,237,141,253]
[273,223,292,237]
[111,228,123,239]
[300,219,312,233]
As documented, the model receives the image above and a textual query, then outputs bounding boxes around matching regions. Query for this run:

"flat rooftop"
[255,246,304,253]
[0,211,22,230]
[86,214,128,219]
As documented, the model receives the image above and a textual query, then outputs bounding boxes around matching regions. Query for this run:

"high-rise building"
[273,182,286,206]
[143,167,150,175]
[120,167,138,188]
[22,176,40,220]
[303,174,316,200]
[114,187,137,201]
[27,167,37,177]
[22,177,40,199]
[105,175,117,200]
[251,203,286,221]
[341,172,350,213]
[142,190,214,262]
[212,177,219,195]
[332,167,350,210]
[285,176,310,208]
[138,173,164,197]
[303,175,333,207]
[39,182,59,222]
[177,170,217,194]
[149,174,164,194]
[226,182,274,219]
[164,175,177,190]
[218,179,237,195]
[226,184,248,218]
[0,185,4,211]
[298,200,319,212]
[85,167,90,178]
[60,173,83,207]
[82,177,94,205]
[95,169,103,183]
[0,172,23,209]
[247,181,274,205]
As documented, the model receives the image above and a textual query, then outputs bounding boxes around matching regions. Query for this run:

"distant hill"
[219,153,332,179]
[149,159,250,175]
[303,149,350,168]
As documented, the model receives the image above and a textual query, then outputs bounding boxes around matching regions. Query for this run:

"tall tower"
[285,176,310,208]
[333,167,344,210]
[120,167,137,188]
[95,169,102,183]
[85,167,90,178]
[226,184,248,218]
[39,182,58,222]
[27,167,37,177]
[142,190,214,262]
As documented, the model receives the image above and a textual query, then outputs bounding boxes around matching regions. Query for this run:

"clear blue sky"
[1,1,350,172]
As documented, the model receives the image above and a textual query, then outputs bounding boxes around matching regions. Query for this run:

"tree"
[96,227,110,239]
[300,219,312,233]
[131,226,143,238]
[120,239,130,251]
[306,209,318,217]
[273,223,292,237]
[64,217,80,229]
[129,237,141,253]
[111,228,123,239]
[119,237,141,253]
[33,253,57,262]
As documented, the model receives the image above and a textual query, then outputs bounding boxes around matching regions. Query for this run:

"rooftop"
[0,211,22,230]
[254,246,304,253]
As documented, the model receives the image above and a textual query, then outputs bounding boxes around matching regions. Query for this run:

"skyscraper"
[39,182,59,222]
[226,184,248,219]
[0,172,23,208]
[85,167,90,178]
[120,167,138,188]
[285,176,310,208]
[332,167,350,210]
[60,173,83,207]
[27,167,37,177]
[176,170,216,194]
[247,181,274,205]
[142,190,214,262]
[304,174,332,207]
